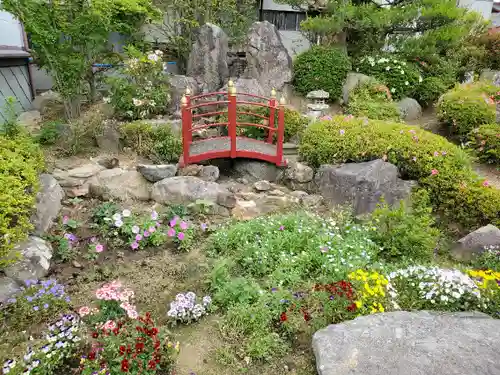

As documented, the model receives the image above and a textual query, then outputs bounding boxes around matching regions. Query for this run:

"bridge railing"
[180,81,286,166]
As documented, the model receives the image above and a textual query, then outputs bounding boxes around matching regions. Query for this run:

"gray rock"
[479,69,500,86]
[32,174,64,235]
[169,75,199,112]
[4,237,53,284]
[243,21,292,93]
[187,23,229,93]
[302,194,323,208]
[0,276,19,304]
[234,160,281,182]
[452,224,500,261]
[178,164,203,176]
[398,97,422,121]
[313,311,500,375]
[314,159,416,215]
[254,180,272,191]
[17,110,42,133]
[221,78,267,100]
[33,90,62,113]
[307,90,330,100]
[67,163,105,179]
[217,191,237,208]
[95,122,121,153]
[198,165,220,182]
[285,162,314,183]
[342,73,371,105]
[151,176,228,204]
[137,164,178,182]
[232,200,259,220]
[88,169,151,201]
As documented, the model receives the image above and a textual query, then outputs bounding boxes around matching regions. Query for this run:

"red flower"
[88,351,96,361]
[302,311,312,322]
[121,359,130,372]
[148,360,157,370]
[119,346,126,356]
[347,303,357,312]
[92,331,99,338]
[135,342,145,353]
[154,340,160,350]
[112,328,119,335]
[280,312,287,322]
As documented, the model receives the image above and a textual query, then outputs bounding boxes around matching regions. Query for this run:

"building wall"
[458,0,494,19]
[0,63,32,122]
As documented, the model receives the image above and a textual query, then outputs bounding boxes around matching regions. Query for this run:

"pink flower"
[78,306,91,317]
[408,129,416,134]
[412,135,419,142]
[62,216,69,225]
[279,225,285,231]
[120,302,132,311]
[121,289,134,301]
[131,242,139,250]
[483,180,490,187]
[151,210,158,220]
[167,228,176,237]
[135,234,142,241]
[169,217,178,227]
[95,244,104,253]
[148,226,156,233]
[127,309,138,319]
[90,236,97,243]
[177,232,185,241]
[433,151,439,157]
[441,151,447,156]
[143,230,150,238]
[431,169,439,175]
[320,115,332,121]
[103,320,117,330]
[180,221,188,230]
[344,115,353,121]
[156,221,161,227]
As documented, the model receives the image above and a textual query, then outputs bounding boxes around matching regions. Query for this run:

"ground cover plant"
[345,80,400,121]
[299,115,500,231]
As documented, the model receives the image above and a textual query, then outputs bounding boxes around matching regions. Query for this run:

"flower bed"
[299,116,500,230]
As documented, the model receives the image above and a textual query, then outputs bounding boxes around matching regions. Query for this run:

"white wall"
[262,0,306,12]
[458,0,494,19]
[0,5,24,47]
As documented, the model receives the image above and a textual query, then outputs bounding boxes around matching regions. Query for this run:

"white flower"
[405,81,409,86]
[154,49,163,56]
[115,220,123,228]
[386,66,391,71]
[163,62,168,71]
[132,98,143,107]
[147,53,159,62]
[390,88,396,93]
[419,76,423,83]
[150,100,156,107]
[112,213,122,221]
[400,70,404,75]
[103,97,111,104]
[122,209,131,218]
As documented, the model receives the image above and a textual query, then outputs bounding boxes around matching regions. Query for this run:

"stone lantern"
[306,89,330,120]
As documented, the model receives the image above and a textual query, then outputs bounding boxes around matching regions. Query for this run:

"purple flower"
[90,236,97,243]
[320,246,329,253]
[156,221,161,227]
[169,217,178,227]
[177,232,185,241]
[151,211,158,220]
[339,129,345,135]
[167,228,176,237]
[7,298,16,303]
[131,242,139,250]
[44,303,49,309]
[135,234,143,241]
[148,226,156,233]
[33,306,39,311]
[26,296,33,302]
[279,225,285,231]
[180,221,188,230]
[143,230,150,238]
[200,223,208,231]
[271,288,277,292]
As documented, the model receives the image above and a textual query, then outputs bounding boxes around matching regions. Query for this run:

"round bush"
[346,80,400,121]
[293,46,351,99]
[413,77,450,107]
[355,55,422,100]
[468,123,500,165]
[299,116,500,231]
[0,135,44,268]
[437,82,497,137]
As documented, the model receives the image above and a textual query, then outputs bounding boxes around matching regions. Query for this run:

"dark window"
[261,10,306,31]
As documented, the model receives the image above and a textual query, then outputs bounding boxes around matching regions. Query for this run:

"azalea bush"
[80,312,179,375]
[467,123,500,165]
[345,80,400,121]
[167,292,212,325]
[355,55,422,100]
[293,46,351,99]
[1,279,71,330]
[2,314,81,375]
[107,46,171,120]
[412,76,450,107]
[437,82,497,137]
[299,116,500,230]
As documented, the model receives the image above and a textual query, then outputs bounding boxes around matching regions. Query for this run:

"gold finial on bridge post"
[271,88,276,98]
[181,94,187,107]
[185,87,191,96]
[228,79,236,96]
[279,96,286,106]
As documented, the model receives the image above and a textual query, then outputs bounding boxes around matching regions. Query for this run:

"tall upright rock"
[187,24,229,93]
[243,21,293,94]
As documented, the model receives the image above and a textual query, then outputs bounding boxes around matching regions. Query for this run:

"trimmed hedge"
[468,123,500,165]
[437,82,497,137]
[299,116,500,231]
[0,135,44,268]
[293,46,351,99]
[345,80,400,121]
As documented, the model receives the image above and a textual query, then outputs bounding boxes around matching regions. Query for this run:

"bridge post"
[267,88,276,144]
[181,90,191,167]
[228,80,237,158]
[276,96,286,166]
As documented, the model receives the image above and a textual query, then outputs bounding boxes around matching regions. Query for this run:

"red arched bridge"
[179,81,287,167]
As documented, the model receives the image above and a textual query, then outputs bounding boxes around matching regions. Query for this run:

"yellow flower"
[355,300,363,308]
[175,341,180,352]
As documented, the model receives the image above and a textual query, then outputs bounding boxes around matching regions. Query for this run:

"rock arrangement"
[313,310,500,375]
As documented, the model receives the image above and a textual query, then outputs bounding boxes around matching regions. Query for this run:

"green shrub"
[413,76,450,107]
[120,121,182,163]
[37,120,64,145]
[107,46,171,120]
[299,116,500,231]
[346,80,400,121]
[355,55,422,100]
[293,46,351,99]
[0,135,44,268]
[368,191,441,262]
[437,82,497,137]
[219,105,308,142]
[471,245,500,271]
[0,96,21,137]
[467,123,500,165]
[478,31,500,70]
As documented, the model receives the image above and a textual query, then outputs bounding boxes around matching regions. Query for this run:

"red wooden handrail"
[180,82,286,167]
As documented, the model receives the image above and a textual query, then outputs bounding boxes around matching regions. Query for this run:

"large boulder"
[187,23,229,93]
[313,311,500,375]
[95,120,121,153]
[234,160,282,183]
[32,90,62,113]
[169,75,199,112]
[17,110,42,133]
[451,224,500,261]
[137,164,178,183]
[4,236,53,284]
[0,276,19,304]
[243,21,292,93]
[221,78,267,100]
[398,97,422,121]
[342,73,371,105]
[32,174,65,235]
[314,159,416,215]
[88,169,151,201]
[151,176,231,204]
